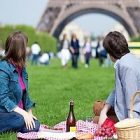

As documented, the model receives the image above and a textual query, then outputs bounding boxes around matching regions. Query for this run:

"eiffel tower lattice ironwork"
[37,0,140,38]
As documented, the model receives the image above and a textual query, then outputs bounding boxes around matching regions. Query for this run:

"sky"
[0,0,48,26]
[71,13,119,36]
[0,0,120,36]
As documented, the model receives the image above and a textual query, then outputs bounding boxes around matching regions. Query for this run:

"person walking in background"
[31,42,41,65]
[60,34,71,68]
[83,38,92,68]
[95,37,100,59]
[96,38,107,66]
[26,46,31,61]
[39,51,50,65]
[98,31,140,126]
[0,31,40,133]
[70,33,80,69]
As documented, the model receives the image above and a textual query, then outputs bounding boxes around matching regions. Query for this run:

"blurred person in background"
[39,51,50,65]
[0,31,40,133]
[26,46,31,61]
[0,47,5,59]
[96,38,107,66]
[83,38,92,68]
[60,34,71,68]
[31,42,41,65]
[70,33,80,69]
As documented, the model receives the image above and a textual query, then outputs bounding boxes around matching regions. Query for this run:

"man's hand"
[98,110,108,126]
[98,103,111,126]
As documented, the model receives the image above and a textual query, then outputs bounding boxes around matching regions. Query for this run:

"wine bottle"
[66,100,76,132]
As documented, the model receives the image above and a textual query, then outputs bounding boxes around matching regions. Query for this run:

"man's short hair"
[103,31,130,59]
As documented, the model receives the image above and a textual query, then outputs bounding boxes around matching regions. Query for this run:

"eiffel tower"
[37,0,140,38]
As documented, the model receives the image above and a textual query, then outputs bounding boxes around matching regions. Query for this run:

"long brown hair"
[103,31,130,59]
[4,31,28,67]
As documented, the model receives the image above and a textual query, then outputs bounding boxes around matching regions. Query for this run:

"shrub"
[131,35,140,42]
[0,25,57,52]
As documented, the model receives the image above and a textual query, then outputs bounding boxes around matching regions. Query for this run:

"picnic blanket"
[17,120,110,140]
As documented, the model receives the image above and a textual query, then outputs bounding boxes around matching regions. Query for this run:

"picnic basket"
[115,91,140,140]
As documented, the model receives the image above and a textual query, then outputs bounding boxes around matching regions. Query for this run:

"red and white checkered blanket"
[17,120,105,140]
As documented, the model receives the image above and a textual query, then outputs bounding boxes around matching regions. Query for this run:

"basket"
[115,91,140,140]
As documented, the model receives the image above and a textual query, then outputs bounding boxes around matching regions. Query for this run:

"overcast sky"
[0,0,119,36]
[73,13,118,36]
[0,0,48,26]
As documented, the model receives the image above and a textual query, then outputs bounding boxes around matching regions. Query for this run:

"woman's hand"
[14,106,35,130]
[22,111,36,130]
[28,109,37,120]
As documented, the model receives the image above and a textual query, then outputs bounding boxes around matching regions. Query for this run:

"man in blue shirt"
[99,31,140,125]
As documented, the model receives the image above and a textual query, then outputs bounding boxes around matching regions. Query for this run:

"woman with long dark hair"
[0,31,40,133]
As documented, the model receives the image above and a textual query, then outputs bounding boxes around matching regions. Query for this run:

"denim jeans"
[85,52,91,66]
[0,112,40,133]
[71,54,79,68]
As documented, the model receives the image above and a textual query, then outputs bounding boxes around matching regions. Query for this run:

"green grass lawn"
[0,58,115,139]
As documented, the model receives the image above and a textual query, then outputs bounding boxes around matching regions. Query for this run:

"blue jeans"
[31,54,39,65]
[71,54,79,68]
[0,112,40,133]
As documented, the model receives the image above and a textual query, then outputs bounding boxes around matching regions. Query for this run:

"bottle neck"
[69,105,74,113]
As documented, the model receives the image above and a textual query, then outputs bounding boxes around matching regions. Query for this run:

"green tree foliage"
[0,25,57,52]
[131,35,140,42]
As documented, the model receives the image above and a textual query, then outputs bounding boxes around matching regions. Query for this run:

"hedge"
[0,25,57,52]
[131,35,140,42]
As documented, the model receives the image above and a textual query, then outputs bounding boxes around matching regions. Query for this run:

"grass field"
[0,58,115,139]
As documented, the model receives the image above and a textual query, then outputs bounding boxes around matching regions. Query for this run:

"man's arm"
[106,89,115,107]
[98,90,115,125]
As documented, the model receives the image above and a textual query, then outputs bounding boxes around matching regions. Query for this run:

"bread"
[76,133,94,139]
[115,118,140,128]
